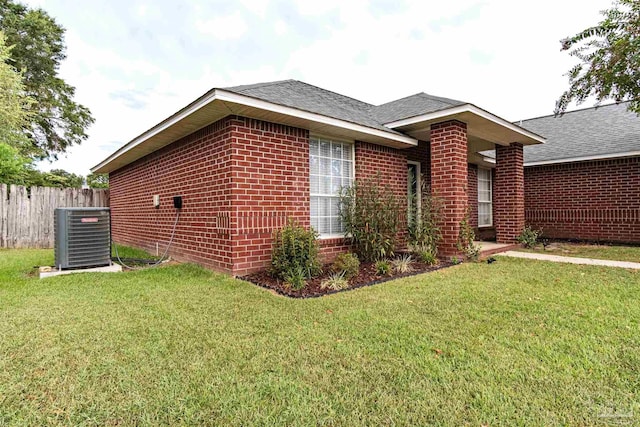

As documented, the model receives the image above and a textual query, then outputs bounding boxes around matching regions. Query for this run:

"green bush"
[517,225,542,248]
[375,259,392,276]
[283,266,307,291]
[320,271,350,291]
[270,219,322,285]
[392,254,414,274]
[339,175,402,262]
[416,250,438,266]
[331,253,360,278]
[408,185,443,256]
[457,210,480,261]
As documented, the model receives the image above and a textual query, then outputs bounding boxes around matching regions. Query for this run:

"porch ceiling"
[385,104,545,147]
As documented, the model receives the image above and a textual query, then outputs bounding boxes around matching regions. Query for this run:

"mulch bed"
[240,259,455,298]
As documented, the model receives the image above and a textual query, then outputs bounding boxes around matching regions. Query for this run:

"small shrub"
[375,259,392,276]
[331,253,360,278]
[416,250,438,266]
[408,184,443,256]
[320,271,350,291]
[339,174,402,262]
[517,225,542,248]
[270,219,321,283]
[283,266,307,291]
[392,254,414,274]
[451,256,461,265]
[457,210,480,261]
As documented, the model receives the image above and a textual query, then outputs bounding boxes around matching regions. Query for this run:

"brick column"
[495,142,525,243]
[430,120,468,257]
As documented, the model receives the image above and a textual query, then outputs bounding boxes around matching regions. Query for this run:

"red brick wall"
[430,121,468,256]
[495,143,525,243]
[355,141,409,246]
[406,140,431,190]
[110,117,234,272]
[525,157,640,243]
[228,117,310,275]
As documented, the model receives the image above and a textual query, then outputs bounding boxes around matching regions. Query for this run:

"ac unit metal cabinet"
[54,207,111,269]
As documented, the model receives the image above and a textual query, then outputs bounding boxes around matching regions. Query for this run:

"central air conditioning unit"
[54,207,111,270]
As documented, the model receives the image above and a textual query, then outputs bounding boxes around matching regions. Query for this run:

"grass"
[1,249,639,425]
[518,242,640,263]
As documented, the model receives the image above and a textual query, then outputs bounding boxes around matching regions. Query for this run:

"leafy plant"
[375,259,392,276]
[408,183,443,256]
[339,174,402,262]
[392,254,414,274]
[517,225,543,249]
[331,252,360,279]
[320,271,350,291]
[451,256,461,265]
[283,266,307,291]
[457,210,480,261]
[270,219,321,285]
[416,250,438,266]
[557,0,640,115]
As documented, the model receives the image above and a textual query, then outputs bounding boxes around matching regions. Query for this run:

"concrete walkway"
[499,251,640,270]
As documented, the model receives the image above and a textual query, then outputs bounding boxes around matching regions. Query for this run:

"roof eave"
[524,150,640,167]
[384,104,546,146]
[92,89,418,174]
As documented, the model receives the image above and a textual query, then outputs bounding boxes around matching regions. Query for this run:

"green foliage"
[451,256,461,265]
[408,183,443,256]
[392,254,414,274]
[331,252,360,279]
[0,31,33,151]
[339,175,402,262]
[0,142,29,183]
[270,219,321,285]
[320,271,350,291]
[457,211,480,261]
[283,266,307,291]
[517,225,542,249]
[416,249,438,266]
[557,0,640,114]
[0,1,94,159]
[374,259,391,276]
[86,173,109,189]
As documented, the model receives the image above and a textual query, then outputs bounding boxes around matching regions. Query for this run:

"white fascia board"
[214,90,418,145]
[92,89,417,173]
[384,104,546,144]
[524,151,640,167]
[91,89,219,173]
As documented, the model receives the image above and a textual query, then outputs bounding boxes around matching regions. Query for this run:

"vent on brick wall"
[54,207,111,269]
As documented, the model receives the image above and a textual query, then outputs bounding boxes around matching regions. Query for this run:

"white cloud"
[25,0,613,176]
[195,12,248,40]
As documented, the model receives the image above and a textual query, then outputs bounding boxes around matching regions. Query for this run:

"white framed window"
[310,137,354,237]
[477,167,493,227]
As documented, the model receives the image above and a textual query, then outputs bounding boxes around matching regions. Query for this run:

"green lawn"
[517,242,640,263]
[1,249,639,426]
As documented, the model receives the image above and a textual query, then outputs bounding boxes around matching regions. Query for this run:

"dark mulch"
[240,260,455,298]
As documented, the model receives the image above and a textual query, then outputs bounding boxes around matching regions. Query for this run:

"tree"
[0,0,94,159]
[0,30,32,150]
[556,0,640,115]
[86,173,108,189]
[0,142,29,183]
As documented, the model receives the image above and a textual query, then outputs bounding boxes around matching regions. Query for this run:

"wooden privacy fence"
[0,184,110,248]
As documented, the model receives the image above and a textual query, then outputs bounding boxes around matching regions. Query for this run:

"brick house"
[92,80,544,275]
[518,103,640,244]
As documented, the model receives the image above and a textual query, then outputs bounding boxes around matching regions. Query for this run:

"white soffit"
[92,90,418,173]
[384,104,546,147]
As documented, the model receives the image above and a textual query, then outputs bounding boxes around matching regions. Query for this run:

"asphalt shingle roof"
[223,79,468,134]
[370,93,466,124]
[520,103,640,163]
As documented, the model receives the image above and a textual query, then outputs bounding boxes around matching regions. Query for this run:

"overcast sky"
[25,0,611,176]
